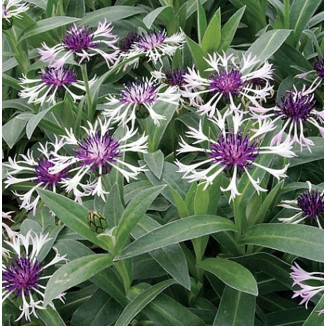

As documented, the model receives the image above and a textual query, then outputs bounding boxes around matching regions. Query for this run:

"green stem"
[81,64,93,121]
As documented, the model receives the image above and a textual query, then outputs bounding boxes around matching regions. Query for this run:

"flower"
[175,109,294,201]
[279,182,324,228]
[152,67,187,87]
[49,118,148,200]
[250,85,324,151]
[39,20,119,68]
[19,66,95,105]
[120,30,185,65]
[4,141,69,214]
[290,262,324,311]
[313,56,324,80]
[2,211,18,258]
[103,78,180,127]
[118,31,140,52]
[182,52,274,117]
[2,0,29,21]
[2,231,67,321]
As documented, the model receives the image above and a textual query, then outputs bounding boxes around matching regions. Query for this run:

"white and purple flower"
[39,20,119,68]
[120,30,185,65]
[4,141,69,214]
[290,262,324,312]
[279,182,324,228]
[250,85,324,151]
[49,118,148,200]
[2,0,29,21]
[2,231,67,321]
[175,109,294,201]
[19,66,95,105]
[182,52,274,117]
[103,78,180,127]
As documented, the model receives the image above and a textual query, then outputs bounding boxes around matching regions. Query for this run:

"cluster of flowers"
[2,1,324,321]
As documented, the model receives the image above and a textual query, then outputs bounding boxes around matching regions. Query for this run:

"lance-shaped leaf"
[115,279,176,326]
[44,254,113,305]
[199,258,258,295]
[38,190,109,250]
[115,215,236,260]
[114,185,166,253]
[240,224,324,262]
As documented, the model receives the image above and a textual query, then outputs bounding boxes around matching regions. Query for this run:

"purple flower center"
[137,32,166,50]
[63,25,97,53]
[34,158,69,188]
[297,190,324,220]
[276,90,316,124]
[164,68,186,87]
[74,132,121,174]
[119,31,140,52]
[120,81,158,104]
[2,5,8,17]
[208,69,245,100]
[210,132,259,171]
[41,67,77,89]
[313,56,324,79]
[3,256,43,298]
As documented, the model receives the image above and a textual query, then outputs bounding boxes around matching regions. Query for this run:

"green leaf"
[116,215,236,260]
[213,287,256,325]
[144,150,164,179]
[290,137,323,167]
[169,185,190,218]
[186,36,208,72]
[25,0,47,9]
[103,183,124,228]
[79,6,146,27]
[145,102,177,152]
[219,6,245,51]
[196,0,207,43]
[38,306,66,326]
[186,0,208,18]
[143,6,174,29]
[26,102,63,139]
[44,254,113,305]
[66,0,85,18]
[289,0,322,45]
[132,215,191,290]
[303,295,324,326]
[20,16,80,41]
[3,114,31,148]
[199,258,258,295]
[71,290,122,326]
[202,9,221,54]
[115,279,176,326]
[194,183,210,215]
[244,29,291,65]
[240,224,324,262]
[249,180,284,225]
[114,185,166,253]
[37,189,110,250]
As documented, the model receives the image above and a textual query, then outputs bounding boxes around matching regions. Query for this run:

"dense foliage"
[2,0,324,325]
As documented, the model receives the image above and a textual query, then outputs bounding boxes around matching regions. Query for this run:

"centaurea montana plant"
[175,108,295,201]
[2,231,67,321]
[49,118,148,200]
[182,52,274,117]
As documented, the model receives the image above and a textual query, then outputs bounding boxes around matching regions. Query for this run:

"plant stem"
[81,64,93,121]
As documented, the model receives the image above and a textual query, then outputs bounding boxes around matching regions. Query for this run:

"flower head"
[49,119,148,200]
[4,141,69,214]
[103,78,180,127]
[175,109,294,201]
[290,262,324,310]
[2,231,67,321]
[279,182,324,228]
[313,56,324,80]
[120,30,185,65]
[119,31,140,52]
[39,20,119,68]
[2,0,29,21]
[19,66,95,105]
[250,85,324,151]
[182,52,273,117]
